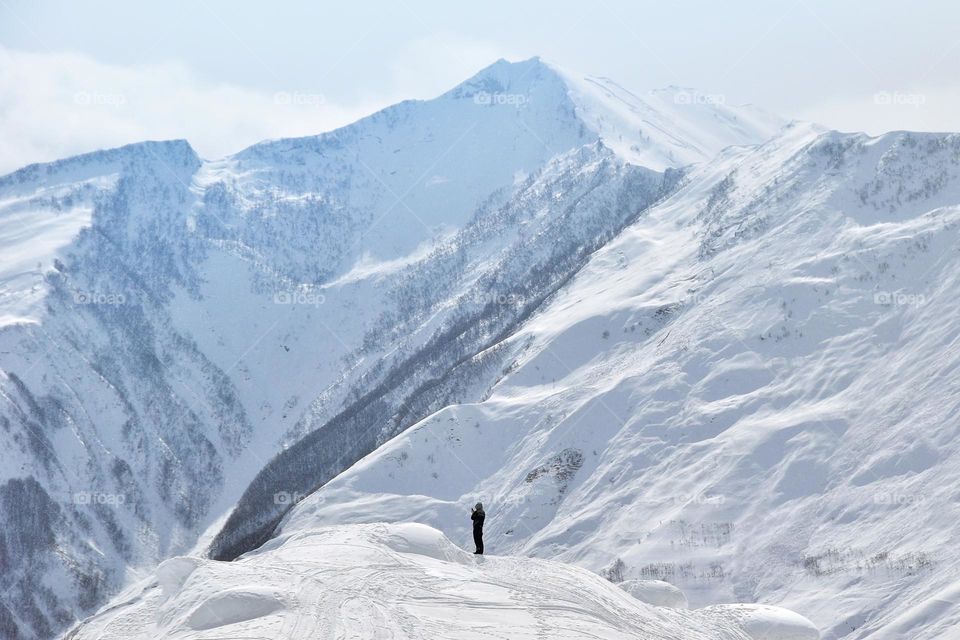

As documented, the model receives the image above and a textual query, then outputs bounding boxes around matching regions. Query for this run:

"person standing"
[471,502,485,555]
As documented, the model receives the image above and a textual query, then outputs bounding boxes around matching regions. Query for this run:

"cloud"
[0,46,392,174]
[796,85,960,136]
[384,32,528,100]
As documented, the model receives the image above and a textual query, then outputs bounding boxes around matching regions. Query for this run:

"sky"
[1,0,958,174]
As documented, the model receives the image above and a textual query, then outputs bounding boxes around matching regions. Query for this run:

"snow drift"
[67,522,817,639]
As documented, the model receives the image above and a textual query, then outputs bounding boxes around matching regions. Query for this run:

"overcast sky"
[1,0,957,173]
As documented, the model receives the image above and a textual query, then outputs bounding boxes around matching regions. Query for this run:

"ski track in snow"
[69,523,818,640]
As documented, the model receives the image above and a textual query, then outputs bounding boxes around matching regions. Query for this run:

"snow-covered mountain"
[7,52,959,640]
[0,57,786,639]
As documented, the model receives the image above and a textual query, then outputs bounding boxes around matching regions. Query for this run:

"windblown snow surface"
[67,522,817,640]
[266,124,960,639]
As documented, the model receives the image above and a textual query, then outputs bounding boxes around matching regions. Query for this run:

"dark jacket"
[471,508,485,530]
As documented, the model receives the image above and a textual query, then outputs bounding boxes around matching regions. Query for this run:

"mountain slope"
[0,57,780,638]
[270,125,960,639]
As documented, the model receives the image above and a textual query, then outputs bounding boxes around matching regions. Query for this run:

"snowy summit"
[68,522,818,640]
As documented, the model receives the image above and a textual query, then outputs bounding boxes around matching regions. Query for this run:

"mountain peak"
[235,56,784,176]
[439,57,785,170]
[442,55,563,102]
